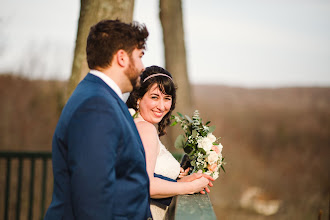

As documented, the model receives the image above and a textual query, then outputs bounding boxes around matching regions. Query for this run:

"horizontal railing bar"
[174,193,217,220]
[0,151,52,159]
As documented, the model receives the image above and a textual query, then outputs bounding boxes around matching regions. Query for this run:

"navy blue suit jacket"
[44,73,152,220]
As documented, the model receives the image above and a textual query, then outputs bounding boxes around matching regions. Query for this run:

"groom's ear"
[115,49,129,67]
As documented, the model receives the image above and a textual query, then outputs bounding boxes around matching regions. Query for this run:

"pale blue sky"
[0,0,329,87]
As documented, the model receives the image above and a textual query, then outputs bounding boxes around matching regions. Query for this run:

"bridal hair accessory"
[142,73,173,83]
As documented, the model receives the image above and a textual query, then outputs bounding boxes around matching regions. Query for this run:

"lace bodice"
[154,140,180,180]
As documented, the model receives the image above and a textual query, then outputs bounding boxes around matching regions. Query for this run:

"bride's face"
[139,83,172,125]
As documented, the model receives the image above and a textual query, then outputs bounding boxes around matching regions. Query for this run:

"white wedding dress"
[135,116,180,220]
[150,139,181,220]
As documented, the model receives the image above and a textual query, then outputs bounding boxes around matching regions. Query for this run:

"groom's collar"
[89,69,123,100]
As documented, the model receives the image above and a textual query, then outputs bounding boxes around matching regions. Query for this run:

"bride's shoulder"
[135,121,159,149]
[135,120,158,136]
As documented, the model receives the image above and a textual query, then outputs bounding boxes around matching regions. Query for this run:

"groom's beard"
[125,57,142,90]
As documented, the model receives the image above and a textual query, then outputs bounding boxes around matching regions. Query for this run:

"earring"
[136,101,140,111]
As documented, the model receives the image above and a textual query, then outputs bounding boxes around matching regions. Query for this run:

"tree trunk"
[67,0,135,100]
[159,0,193,149]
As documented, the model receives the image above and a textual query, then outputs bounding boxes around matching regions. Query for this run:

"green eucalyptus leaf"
[132,111,138,119]
[185,115,193,123]
[177,112,184,118]
[221,165,226,173]
[170,121,178,127]
[186,127,192,136]
[190,160,196,166]
[209,125,216,133]
[187,148,195,156]
[202,153,208,159]
[205,121,210,125]
[199,148,206,155]
[174,134,185,149]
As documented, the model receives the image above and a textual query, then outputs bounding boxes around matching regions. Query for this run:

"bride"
[126,65,214,219]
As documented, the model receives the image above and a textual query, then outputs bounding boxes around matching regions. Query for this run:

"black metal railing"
[0,151,216,220]
[0,151,52,220]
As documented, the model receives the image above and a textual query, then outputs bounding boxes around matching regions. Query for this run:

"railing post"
[16,158,23,220]
[40,158,48,219]
[28,158,35,220]
[4,158,11,220]
[0,151,52,220]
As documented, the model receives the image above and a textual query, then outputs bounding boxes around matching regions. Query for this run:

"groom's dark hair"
[86,19,149,69]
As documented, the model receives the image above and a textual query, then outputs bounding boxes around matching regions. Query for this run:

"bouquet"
[171,110,225,180]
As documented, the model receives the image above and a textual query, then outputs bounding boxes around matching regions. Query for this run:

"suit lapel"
[117,99,145,153]
[84,73,145,154]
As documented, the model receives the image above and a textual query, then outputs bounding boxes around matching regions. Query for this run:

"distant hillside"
[0,75,329,219]
[191,84,330,219]
[0,74,66,150]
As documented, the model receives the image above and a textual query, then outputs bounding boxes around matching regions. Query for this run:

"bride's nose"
[157,99,165,111]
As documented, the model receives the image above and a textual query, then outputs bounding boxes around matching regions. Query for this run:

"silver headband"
[142,73,173,83]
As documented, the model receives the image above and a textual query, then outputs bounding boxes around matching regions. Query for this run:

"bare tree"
[67,0,135,99]
[159,0,192,148]
[0,18,6,57]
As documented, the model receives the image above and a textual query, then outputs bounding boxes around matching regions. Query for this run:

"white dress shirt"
[89,69,123,100]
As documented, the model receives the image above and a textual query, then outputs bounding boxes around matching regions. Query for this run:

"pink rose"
[211,145,220,154]
[207,163,218,172]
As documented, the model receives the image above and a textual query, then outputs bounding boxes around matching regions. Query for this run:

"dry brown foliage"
[0,75,329,219]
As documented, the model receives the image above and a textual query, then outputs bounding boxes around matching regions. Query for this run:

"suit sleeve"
[67,97,120,219]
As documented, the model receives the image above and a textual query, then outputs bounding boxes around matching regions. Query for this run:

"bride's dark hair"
[126,65,177,137]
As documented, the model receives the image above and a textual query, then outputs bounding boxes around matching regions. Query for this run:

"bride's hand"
[178,171,215,194]
[178,167,190,178]
[187,177,210,194]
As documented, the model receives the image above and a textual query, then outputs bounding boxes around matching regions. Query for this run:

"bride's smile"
[139,83,172,124]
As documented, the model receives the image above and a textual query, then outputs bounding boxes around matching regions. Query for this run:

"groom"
[44,20,152,219]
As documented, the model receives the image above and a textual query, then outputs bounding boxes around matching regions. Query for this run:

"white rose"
[207,133,216,143]
[197,137,213,152]
[207,151,219,165]
[218,143,223,153]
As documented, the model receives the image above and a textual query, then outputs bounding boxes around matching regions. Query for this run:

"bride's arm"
[136,121,209,199]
